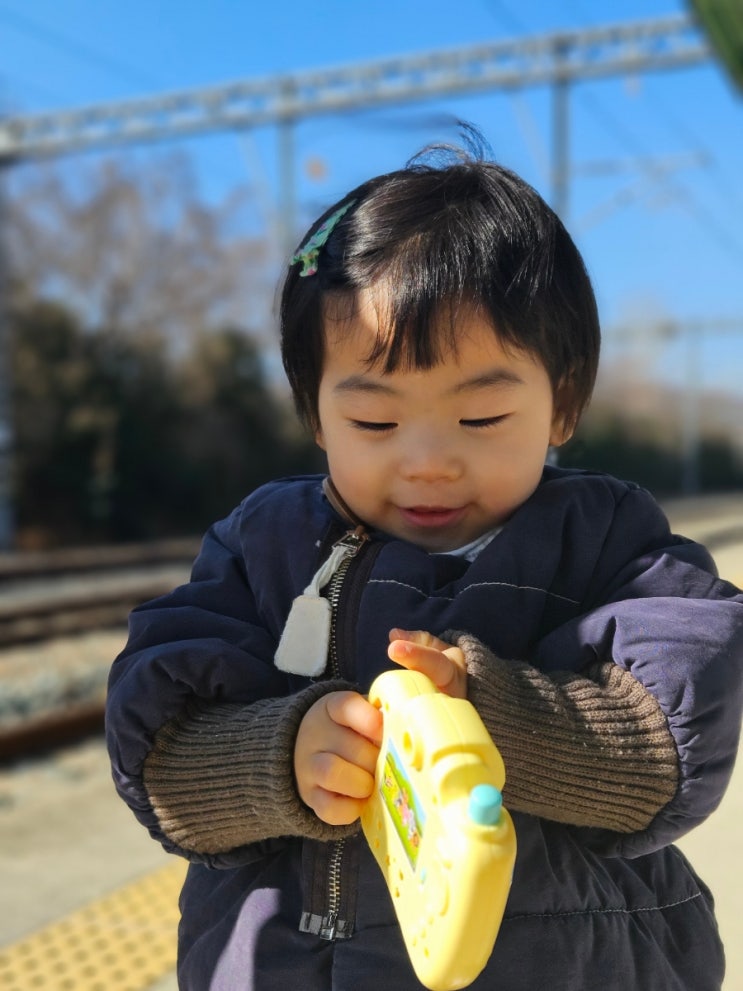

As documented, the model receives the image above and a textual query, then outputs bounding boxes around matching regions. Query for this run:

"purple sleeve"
[535,486,743,857]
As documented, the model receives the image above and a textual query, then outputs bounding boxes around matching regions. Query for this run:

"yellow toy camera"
[361,669,516,991]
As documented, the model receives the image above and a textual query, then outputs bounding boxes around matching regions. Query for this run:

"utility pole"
[277,79,298,262]
[677,319,743,496]
[681,321,702,496]
[0,165,13,549]
[611,318,743,495]
[551,38,571,221]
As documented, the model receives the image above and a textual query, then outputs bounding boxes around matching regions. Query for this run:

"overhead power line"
[0,3,162,91]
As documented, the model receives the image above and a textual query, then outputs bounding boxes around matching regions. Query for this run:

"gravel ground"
[0,629,127,730]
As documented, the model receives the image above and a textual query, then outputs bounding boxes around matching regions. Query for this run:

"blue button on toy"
[468,784,503,825]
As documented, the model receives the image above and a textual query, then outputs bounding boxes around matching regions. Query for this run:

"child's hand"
[294,691,383,826]
[387,629,468,699]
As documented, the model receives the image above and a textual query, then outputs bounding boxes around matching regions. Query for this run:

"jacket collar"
[322,476,366,529]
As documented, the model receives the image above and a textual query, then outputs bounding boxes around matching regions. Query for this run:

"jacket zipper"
[318,527,368,940]
[319,842,344,940]
[326,532,366,678]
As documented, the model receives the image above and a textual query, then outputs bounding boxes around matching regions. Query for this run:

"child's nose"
[400,432,463,482]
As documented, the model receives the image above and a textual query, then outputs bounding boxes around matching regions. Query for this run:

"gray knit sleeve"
[142,680,361,855]
[451,631,679,833]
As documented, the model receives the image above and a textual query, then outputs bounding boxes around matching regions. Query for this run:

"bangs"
[322,283,493,376]
[329,208,520,373]
[281,154,600,431]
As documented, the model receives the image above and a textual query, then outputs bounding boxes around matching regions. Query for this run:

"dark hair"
[280,143,600,433]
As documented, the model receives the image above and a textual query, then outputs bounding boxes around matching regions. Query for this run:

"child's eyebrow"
[332,367,526,396]
[451,368,525,394]
[332,375,398,396]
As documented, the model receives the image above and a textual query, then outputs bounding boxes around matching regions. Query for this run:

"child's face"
[316,293,570,552]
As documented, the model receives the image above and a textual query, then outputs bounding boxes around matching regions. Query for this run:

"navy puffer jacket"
[106,468,743,990]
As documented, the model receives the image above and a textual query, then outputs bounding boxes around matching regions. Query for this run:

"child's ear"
[550,415,575,448]
[315,427,326,451]
[549,383,577,447]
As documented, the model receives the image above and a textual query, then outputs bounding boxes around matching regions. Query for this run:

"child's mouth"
[400,506,465,529]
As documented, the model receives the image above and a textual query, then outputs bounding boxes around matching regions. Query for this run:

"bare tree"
[3,151,307,546]
[6,153,275,351]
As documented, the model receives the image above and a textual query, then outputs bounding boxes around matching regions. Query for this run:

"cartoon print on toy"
[379,740,426,868]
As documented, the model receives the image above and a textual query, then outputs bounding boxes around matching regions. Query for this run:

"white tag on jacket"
[274,541,352,676]
[274,594,332,676]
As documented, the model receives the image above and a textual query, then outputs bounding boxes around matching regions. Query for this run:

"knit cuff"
[449,632,679,833]
[143,680,361,855]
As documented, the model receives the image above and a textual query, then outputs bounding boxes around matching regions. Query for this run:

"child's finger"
[387,637,467,697]
[388,628,453,652]
[308,750,377,801]
[325,690,384,746]
[306,787,369,827]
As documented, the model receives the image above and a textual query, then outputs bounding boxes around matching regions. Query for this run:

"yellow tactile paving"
[0,860,187,991]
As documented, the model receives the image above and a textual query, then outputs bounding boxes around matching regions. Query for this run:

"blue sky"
[1,0,742,397]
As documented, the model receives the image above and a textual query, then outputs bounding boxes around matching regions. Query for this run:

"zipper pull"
[274,528,367,676]
[319,911,338,940]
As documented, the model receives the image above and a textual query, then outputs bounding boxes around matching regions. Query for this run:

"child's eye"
[350,420,397,432]
[460,415,509,429]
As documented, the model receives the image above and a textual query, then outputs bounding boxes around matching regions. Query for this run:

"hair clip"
[291,200,356,277]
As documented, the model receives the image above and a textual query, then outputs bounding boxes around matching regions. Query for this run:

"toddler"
[107,139,743,990]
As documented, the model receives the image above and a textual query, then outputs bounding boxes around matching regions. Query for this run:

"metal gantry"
[0,15,708,166]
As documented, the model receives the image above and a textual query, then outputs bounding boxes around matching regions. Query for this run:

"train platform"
[0,715,182,991]
[1,500,742,991]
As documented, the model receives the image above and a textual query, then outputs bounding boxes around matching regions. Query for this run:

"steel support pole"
[277,81,297,264]
[551,46,570,222]
[0,164,15,549]
[681,323,701,494]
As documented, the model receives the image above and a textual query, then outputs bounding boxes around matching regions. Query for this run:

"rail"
[0,539,198,760]
[0,539,199,646]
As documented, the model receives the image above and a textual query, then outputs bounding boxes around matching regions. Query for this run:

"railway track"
[0,539,198,760]
[0,538,199,646]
